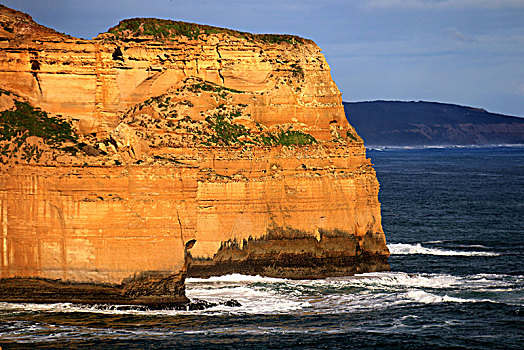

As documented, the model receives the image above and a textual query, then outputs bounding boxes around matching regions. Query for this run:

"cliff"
[0,5,389,306]
[344,101,524,146]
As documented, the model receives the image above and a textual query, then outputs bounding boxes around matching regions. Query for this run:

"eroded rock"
[0,5,388,307]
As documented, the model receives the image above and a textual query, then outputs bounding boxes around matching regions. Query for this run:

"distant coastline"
[344,101,524,146]
[365,144,524,150]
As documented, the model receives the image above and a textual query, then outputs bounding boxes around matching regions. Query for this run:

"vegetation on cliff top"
[0,4,70,39]
[106,17,309,45]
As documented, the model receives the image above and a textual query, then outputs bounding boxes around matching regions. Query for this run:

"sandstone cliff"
[0,5,389,305]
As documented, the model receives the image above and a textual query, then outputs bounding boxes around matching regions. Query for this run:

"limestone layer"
[0,165,195,305]
[0,7,349,141]
[0,5,389,304]
[1,146,387,282]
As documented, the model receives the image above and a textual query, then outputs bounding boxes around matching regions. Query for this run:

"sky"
[2,0,523,117]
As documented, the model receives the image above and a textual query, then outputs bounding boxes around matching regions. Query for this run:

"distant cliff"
[0,5,388,306]
[344,101,524,146]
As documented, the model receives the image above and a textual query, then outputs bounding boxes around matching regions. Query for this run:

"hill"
[344,101,524,146]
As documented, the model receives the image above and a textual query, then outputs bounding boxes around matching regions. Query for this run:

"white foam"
[344,271,461,289]
[187,273,287,283]
[388,243,500,256]
[0,302,149,316]
[186,283,311,315]
[310,271,520,295]
[457,244,487,248]
[404,290,470,304]
[1,272,519,317]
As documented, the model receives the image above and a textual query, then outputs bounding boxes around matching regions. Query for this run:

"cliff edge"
[0,5,389,306]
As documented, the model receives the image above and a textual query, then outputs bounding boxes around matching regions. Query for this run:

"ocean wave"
[1,272,519,317]
[338,271,520,291]
[187,273,287,283]
[344,272,462,289]
[186,284,311,314]
[388,243,500,256]
[403,290,473,304]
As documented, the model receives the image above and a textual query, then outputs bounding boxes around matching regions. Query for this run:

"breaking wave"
[2,272,519,318]
[388,243,500,256]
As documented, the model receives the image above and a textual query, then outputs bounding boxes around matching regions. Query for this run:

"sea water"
[1,146,522,349]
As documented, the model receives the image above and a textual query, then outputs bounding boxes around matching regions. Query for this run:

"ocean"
[1,146,522,349]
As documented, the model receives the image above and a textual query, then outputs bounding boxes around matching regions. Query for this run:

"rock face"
[0,5,389,305]
[0,10,348,141]
[0,165,194,306]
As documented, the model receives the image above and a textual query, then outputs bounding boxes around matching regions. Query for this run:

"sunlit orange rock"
[0,5,388,305]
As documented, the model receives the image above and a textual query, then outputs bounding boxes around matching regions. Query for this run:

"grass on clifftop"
[106,18,309,45]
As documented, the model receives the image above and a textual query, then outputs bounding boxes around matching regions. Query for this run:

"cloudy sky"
[3,0,524,116]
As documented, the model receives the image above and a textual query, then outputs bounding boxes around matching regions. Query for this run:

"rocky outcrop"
[0,9,350,141]
[0,5,389,305]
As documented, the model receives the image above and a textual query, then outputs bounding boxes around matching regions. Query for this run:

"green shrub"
[202,109,316,147]
[276,129,316,146]
[346,130,358,142]
[290,63,304,80]
[0,88,13,96]
[0,101,77,155]
[205,110,251,146]
[107,18,307,45]
[188,81,244,95]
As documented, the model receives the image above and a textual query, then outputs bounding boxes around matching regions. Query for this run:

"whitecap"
[1,272,518,317]
[344,272,461,289]
[185,284,311,315]
[404,290,470,304]
[187,273,287,283]
[388,243,500,256]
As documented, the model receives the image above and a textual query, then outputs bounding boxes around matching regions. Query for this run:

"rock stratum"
[0,5,389,306]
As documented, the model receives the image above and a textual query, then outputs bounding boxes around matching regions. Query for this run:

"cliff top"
[100,17,312,44]
[0,4,359,167]
[0,4,311,45]
[0,4,69,40]
[0,4,32,21]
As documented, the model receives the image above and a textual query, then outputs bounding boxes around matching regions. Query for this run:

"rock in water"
[0,4,389,306]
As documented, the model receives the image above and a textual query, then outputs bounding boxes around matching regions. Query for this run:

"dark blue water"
[376,146,524,277]
[1,146,523,349]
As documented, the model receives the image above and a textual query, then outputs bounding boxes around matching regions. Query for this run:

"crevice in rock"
[112,47,124,61]
[216,45,225,85]
[30,59,40,70]
[32,72,42,95]
[30,59,42,95]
